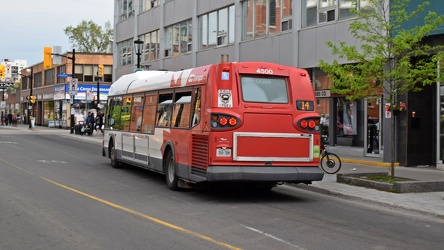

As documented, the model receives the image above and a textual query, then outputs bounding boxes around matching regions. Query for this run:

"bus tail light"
[219,117,228,126]
[211,113,240,130]
[297,117,320,132]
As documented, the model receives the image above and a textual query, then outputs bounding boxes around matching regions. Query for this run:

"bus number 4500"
[256,69,273,74]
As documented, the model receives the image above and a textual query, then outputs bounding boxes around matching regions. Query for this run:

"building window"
[57,65,66,84]
[339,0,356,20]
[164,19,192,57]
[318,0,336,24]
[84,65,93,82]
[139,30,160,62]
[281,0,292,31]
[22,77,28,90]
[199,5,235,49]
[34,72,43,88]
[119,0,134,22]
[103,65,113,82]
[118,39,133,67]
[242,0,287,41]
[140,0,160,13]
[73,65,84,82]
[302,0,372,28]
[44,68,55,85]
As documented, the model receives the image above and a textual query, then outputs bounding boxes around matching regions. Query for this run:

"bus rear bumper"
[206,166,324,183]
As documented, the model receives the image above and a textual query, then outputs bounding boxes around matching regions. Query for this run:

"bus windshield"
[240,76,288,103]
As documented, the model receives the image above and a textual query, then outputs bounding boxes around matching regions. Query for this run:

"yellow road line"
[0,158,241,250]
[42,178,241,250]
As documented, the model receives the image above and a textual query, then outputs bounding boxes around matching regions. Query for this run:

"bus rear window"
[241,76,288,103]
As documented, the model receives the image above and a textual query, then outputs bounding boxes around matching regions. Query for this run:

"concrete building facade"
[112,0,444,167]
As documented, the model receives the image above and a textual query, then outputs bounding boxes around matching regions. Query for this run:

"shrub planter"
[337,172,444,193]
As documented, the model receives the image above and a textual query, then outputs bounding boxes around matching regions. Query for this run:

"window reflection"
[200,6,235,49]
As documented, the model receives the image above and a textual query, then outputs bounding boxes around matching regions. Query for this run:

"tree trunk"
[390,109,395,178]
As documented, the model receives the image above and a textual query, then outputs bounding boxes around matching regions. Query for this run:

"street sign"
[57,73,72,78]
[0,82,13,88]
[69,78,78,96]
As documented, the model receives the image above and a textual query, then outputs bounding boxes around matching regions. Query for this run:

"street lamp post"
[134,39,143,70]
[27,67,33,130]
[17,69,33,128]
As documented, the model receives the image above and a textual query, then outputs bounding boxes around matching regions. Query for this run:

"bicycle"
[320,144,342,174]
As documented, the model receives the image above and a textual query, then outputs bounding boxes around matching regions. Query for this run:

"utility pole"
[96,64,101,112]
[71,49,76,133]
[53,49,76,133]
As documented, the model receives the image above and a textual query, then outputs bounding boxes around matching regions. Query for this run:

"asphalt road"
[1,130,443,250]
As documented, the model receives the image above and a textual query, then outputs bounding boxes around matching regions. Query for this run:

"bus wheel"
[110,143,121,168]
[165,150,179,190]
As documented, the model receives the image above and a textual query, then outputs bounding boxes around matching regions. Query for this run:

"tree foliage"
[318,0,444,177]
[320,0,444,101]
[64,20,113,53]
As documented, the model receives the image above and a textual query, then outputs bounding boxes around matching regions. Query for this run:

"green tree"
[64,20,113,53]
[319,0,444,178]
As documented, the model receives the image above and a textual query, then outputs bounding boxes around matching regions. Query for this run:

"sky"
[0,0,114,66]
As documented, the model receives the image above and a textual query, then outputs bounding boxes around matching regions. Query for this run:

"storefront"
[313,68,383,159]
[65,84,110,128]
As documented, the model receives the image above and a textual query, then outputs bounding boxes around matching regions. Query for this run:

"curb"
[290,183,444,219]
[341,157,399,167]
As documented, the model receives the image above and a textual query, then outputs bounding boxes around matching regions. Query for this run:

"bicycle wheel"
[320,152,342,174]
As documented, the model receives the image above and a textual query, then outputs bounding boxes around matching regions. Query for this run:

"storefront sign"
[314,90,331,98]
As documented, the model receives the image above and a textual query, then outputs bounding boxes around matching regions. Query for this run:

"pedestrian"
[12,114,17,126]
[95,111,103,134]
[84,112,94,135]
[8,112,13,126]
[30,115,35,130]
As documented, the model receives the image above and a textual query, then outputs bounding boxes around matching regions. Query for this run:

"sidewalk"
[2,124,444,218]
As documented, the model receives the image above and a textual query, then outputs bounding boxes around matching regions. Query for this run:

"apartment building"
[113,0,444,167]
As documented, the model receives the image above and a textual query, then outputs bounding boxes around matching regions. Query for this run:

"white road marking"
[37,160,68,164]
[241,224,307,250]
[0,141,18,144]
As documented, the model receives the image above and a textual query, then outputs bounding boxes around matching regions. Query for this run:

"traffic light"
[98,64,104,77]
[43,47,53,69]
[30,95,36,104]
[0,65,4,78]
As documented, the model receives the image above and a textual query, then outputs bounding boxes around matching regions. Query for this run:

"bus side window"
[172,91,192,128]
[192,88,201,127]
[121,95,132,131]
[157,92,173,127]
[142,93,157,134]
[130,95,144,132]
[108,97,122,130]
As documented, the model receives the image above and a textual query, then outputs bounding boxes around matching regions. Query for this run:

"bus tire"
[110,143,121,168]
[165,150,179,190]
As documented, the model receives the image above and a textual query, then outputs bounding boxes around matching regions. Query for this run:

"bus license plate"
[216,148,231,157]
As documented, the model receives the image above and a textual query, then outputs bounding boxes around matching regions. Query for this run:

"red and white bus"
[102,61,324,190]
